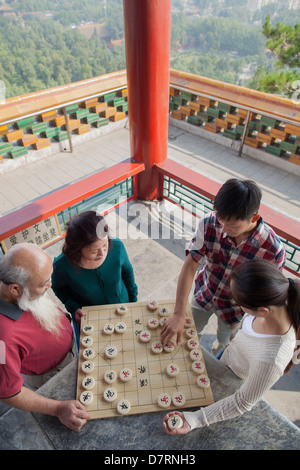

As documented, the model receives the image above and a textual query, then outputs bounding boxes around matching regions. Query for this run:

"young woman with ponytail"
[163,259,299,434]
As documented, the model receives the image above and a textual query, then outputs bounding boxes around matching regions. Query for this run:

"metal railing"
[0,70,299,276]
[163,175,300,276]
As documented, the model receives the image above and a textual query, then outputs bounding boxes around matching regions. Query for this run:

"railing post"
[238,110,250,158]
[123,0,171,200]
[62,106,73,153]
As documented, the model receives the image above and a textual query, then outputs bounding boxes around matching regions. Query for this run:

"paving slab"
[0,125,299,220]
[0,127,299,437]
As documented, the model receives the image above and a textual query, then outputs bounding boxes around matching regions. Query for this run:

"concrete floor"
[0,120,299,428]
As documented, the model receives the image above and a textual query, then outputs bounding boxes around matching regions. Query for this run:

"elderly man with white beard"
[0,243,90,431]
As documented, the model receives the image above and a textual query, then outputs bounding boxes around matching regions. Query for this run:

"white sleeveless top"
[242,314,280,338]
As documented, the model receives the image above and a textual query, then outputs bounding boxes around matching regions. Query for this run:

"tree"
[249,16,300,97]
[263,15,300,69]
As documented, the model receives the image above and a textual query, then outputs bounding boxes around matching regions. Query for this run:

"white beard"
[18,288,63,336]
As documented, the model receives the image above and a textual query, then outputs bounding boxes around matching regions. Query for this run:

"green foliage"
[170,50,245,84]
[171,14,265,56]
[0,16,126,98]
[251,67,300,95]
[13,0,106,24]
[3,0,299,99]
[249,15,300,97]
[170,14,265,86]
[263,15,300,68]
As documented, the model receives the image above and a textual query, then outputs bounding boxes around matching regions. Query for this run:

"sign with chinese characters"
[1,215,62,252]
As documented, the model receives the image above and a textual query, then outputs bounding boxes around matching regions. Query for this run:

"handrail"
[2,69,299,129]
[170,69,300,126]
[156,159,300,247]
[0,158,144,241]
[0,70,128,126]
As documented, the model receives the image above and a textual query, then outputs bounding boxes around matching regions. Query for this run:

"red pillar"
[123,0,171,200]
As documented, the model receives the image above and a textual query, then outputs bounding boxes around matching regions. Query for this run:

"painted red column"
[123,0,171,200]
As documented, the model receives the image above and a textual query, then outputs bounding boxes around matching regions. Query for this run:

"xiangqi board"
[76,300,214,419]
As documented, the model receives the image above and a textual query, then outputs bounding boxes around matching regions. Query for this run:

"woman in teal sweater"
[52,211,138,347]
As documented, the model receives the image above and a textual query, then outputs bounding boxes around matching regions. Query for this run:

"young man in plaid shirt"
[161,178,286,354]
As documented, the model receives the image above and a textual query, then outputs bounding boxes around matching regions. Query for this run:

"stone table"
[0,349,299,451]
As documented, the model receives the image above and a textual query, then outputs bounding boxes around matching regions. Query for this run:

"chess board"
[76,300,214,419]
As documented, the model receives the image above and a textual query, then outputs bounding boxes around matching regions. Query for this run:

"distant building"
[78,23,111,41]
[0,9,16,17]
[247,0,300,8]
[288,0,300,7]
[0,2,16,18]
[247,0,274,8]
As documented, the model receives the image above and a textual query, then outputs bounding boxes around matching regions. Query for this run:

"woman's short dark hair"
[62,211,110,266]
[213,178,262,221]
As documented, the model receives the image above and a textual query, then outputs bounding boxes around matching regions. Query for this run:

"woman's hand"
[163,411,191,435]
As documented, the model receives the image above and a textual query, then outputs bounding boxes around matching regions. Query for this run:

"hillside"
[1,0,300,99]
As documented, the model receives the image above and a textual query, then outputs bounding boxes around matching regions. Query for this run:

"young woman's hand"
[163,412,191,435]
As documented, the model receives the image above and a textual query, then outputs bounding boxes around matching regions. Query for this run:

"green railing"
[0,176,135,259]
[163,176,300,275]
[57,177,134,231]
[163,176,214,216]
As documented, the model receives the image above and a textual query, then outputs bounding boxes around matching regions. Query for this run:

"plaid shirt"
[186,212,286,326]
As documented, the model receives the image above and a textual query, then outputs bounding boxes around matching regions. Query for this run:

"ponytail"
[230,259,300,373]
[285,278,300,373]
